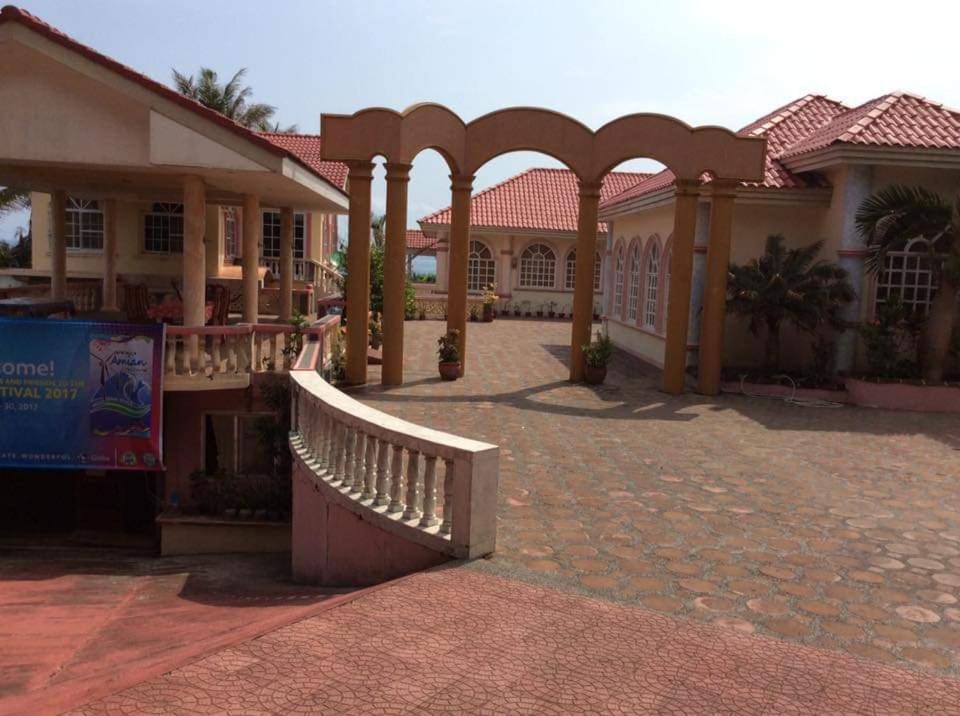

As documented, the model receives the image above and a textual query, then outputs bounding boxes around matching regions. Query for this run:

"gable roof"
[257,133,349,190]
[780,92,960,158]
[405,230,437,250]
[420,168,650,234]
[0,5,346,196]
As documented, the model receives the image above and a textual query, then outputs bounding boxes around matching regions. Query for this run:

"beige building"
[598,93,960,374]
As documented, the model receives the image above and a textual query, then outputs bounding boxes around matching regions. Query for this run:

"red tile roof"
[405,230,437,250]
[420,168,649,233]
[0,5,346,196]
[780,92,960,158]
[257,133,349,190]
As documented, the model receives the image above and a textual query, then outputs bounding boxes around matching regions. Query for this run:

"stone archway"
[321,104,765,393]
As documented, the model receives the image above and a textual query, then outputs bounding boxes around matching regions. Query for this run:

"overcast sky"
[3,0,960,241]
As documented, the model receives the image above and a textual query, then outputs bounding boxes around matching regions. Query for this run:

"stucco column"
[446,174,474,376]
[102,198,118,311]
[182,175,207,328]
[242,194,260,323]
[279,207,294,321]
[686,201,711,364]
[50,189,67,300]
[345,161,374,385]
[382,162,412,386]
[834,165,874,373]
[435,232,449,292]
[570,181,602,382]
[662,179,701,394]
[697,181,737,395]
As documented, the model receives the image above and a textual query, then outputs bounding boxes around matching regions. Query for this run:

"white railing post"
[419,455,439,527]
[375,439,391,506]
[388,445,405,514]
[440,459,454,535]
[402,450,421,521]
[350,431,367,493]
[362,435,377,501]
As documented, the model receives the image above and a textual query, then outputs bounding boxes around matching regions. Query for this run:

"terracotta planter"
[482,304,494,322]
[438,362,461,381]
[584,364,607,385]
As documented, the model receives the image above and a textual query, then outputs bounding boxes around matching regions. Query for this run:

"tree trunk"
[922,276,958,382]
[764,318,781,372]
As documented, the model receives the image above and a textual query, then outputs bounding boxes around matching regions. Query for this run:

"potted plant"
[438,329,461,380]
[481,284,499,322]
[582,330,614,385]
[368,312,383,350]
[547,301,557,319]
[513,302,522,317]
[536,303,544,318]
[469,305,480,322]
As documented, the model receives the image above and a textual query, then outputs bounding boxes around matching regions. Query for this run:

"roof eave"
[782,144,960,172]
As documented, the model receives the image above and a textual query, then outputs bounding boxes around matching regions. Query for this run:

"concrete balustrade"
[289,370,499,563]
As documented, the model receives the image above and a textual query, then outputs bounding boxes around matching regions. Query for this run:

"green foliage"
[726,235,854,371]
[582,331,614,368]
[858,296,922,379]
[327,327,346,383]
[281,311,308,363]
[411,272,436,283]
[437,329,460,363]
[171,67,295,131]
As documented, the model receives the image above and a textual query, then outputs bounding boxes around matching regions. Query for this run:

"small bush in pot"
[481,284,498,322]
[582,330,614,385]
[437,329,461,380]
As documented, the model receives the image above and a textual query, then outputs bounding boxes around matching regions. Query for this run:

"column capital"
[577,180,603,199]
[384,162,413,182]
[707,179,739,198]
[674,178,702,196]
[346,160,375,181]
[449,174,475,192]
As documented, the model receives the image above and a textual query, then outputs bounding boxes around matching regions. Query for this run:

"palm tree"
[371,213,386,249]
[0,187,29,218]
[727,235,854,371]
[855,185,959,382]
[171,67,291,131]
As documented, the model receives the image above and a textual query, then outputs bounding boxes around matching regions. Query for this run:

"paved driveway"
[356,319,960,675]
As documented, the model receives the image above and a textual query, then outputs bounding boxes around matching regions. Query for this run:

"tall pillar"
[242,194,260,323]
[435,233,449,292]
[446,174,474,376]
[686,201,712,365]
[50,190,67,300]
[102,199,118,311]
[382,162,412,386]
[570,181,602,382]
[834,166,874,372]
[345,161,374,385]
[662,179,701,394]
[697,181,737,395]
[182,175,207,328]
[279,207,294,321]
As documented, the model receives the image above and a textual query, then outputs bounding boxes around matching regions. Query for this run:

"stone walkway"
[354,319,960,676]
[70,567,960,714]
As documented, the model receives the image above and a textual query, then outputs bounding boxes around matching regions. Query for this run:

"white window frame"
[613,245,625,316]
[875,238,937,315]
[467,240,496,292]
[519,243,556,289]
[143,203,184,254]
[564,250,603,292]
[643,243,660,328]
[262,211,306,260]
[627,243,641,322]
[64,198,104,251]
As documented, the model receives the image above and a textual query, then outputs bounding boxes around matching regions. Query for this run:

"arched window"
[627,242,642,322]
[468,240,496,292]
[876,238,937,314]
[144,203,184,254]
[65,198,103,250]
[643,242,660,327]
[564,250,603,291]
[519,243,556,288]
[613,244,625,316]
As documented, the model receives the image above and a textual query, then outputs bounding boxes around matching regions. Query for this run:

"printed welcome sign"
[0,319,164,471]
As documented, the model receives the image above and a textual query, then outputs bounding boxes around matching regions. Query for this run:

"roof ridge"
[256,131,321,139]
[419,168,538,224]
[740,94,849,137]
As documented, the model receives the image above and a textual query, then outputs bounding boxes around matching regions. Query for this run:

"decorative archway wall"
[321,104,765,392]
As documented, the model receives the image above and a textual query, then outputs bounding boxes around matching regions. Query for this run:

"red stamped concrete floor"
[0,548,352,715]
[70,566,960,714]
[354,319,960,676]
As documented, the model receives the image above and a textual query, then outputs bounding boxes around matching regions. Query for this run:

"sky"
[3,0,960,242]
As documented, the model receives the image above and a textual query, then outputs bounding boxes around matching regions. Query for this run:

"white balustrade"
[289,371,499,559]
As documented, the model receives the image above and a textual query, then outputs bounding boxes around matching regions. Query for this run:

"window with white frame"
[64,198,103,250]
[613,245,625,316]
[644,243,660,327]
[875,238,937,315]
[627,243,642,322]
[467,240,495,292]
[262,211,306,260]
[144,203,184,254]
[519,243,556,288]
[223,207,238,260]
[564,250,603,291]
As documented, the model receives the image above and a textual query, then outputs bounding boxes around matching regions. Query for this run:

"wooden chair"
[122,283,150,322]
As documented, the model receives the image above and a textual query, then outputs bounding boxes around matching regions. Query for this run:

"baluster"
[211,334,222,374]
[165,335,176,374]
[419,455,439,527]
[388,445,405,514]
[440,459,454,535]
[350,431,366,493]
[375,439,391,506]
[340,427,356,488]
[312,410,326,468]
[403,450,421,520]
[362,436,378,501]
[225,334,237,372]
[325,418,340,476]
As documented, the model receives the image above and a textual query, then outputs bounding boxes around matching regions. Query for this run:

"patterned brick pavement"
[70,567,960,714]
[353,319,960,676]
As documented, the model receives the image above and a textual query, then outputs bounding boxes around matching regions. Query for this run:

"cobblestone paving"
[356,319,960,676]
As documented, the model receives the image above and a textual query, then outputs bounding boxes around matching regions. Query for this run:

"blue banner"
[0,319,165,471]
